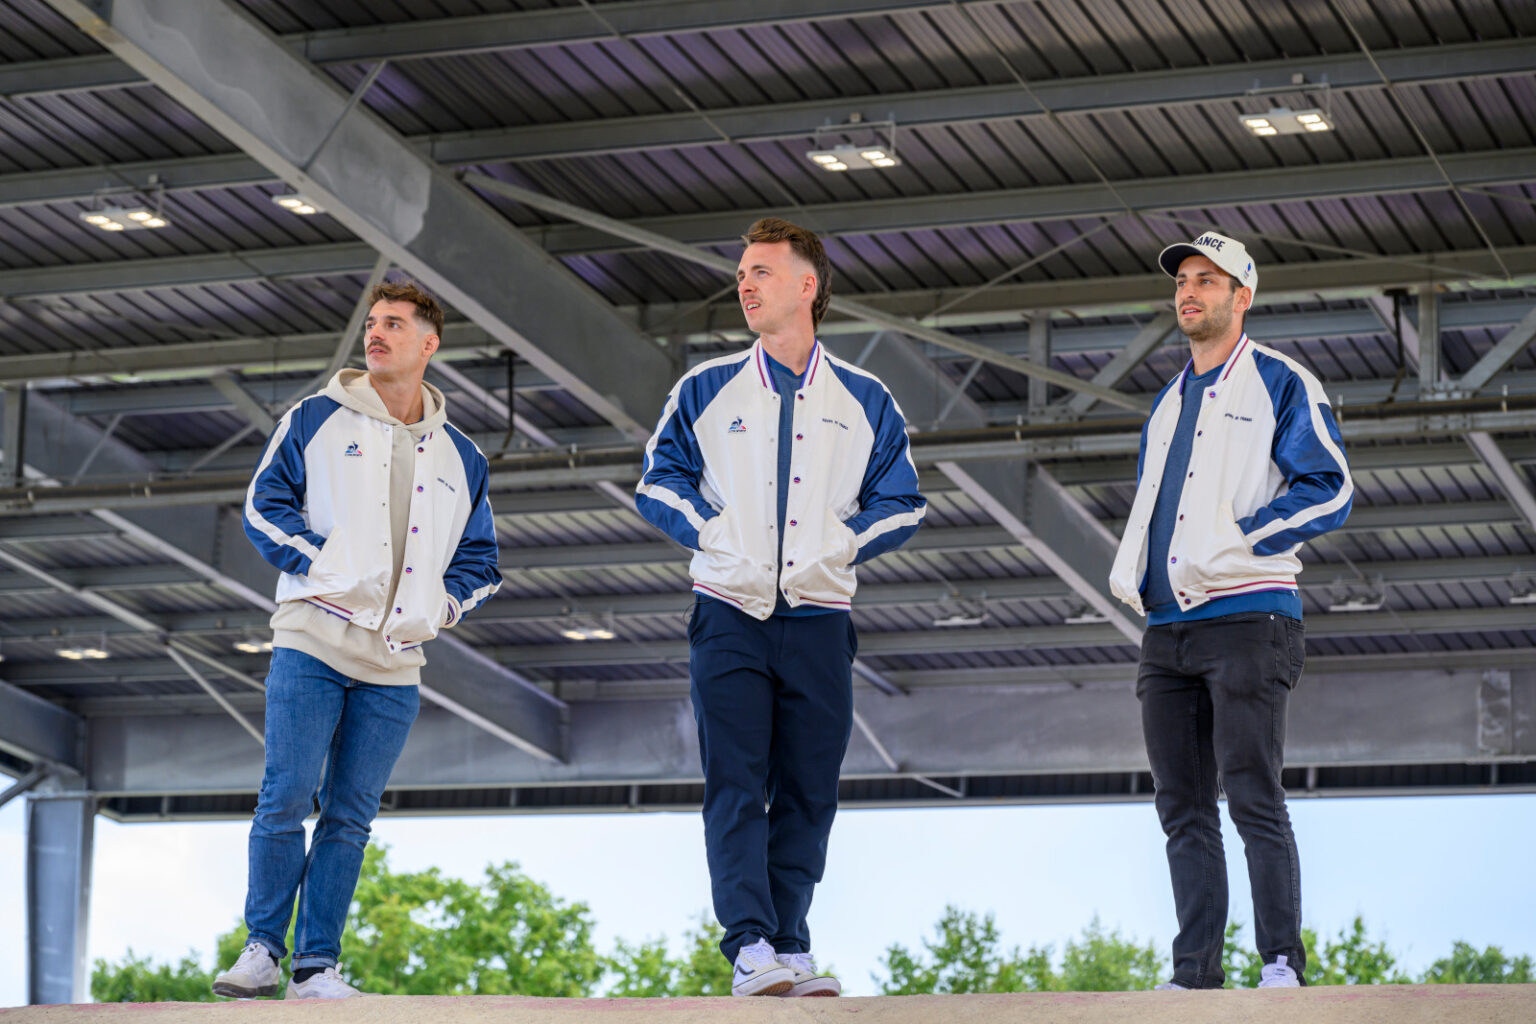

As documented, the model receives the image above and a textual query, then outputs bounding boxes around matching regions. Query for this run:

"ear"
[422,332,440,359]
[1235,286,1253,316]
[802,272,819,302]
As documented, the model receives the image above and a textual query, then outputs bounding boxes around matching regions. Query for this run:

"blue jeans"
[244,647,419,969]
[1137,612,1307,988]
[688,598,856,963]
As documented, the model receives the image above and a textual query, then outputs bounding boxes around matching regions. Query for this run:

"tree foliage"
[875,906,1164,994]
[1421,942,1534,985]
[90,852,1535,1001]
[603,915,731,997]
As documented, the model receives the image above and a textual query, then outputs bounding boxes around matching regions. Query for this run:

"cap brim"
[1157,243,1203,279]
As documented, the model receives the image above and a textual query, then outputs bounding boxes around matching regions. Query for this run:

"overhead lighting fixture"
[933,612,987,628]
[804,144,901,172]
[1064,609,1109,625]
[1239,106,1334,137]
[560,625,615,641]
[1327,594,1385,613]
[1511,589,1536,607]
[233,638,274,654]
[805,115,903,172]
[57,645,110,660]
[270,192,323,216]
[78,205,170,231]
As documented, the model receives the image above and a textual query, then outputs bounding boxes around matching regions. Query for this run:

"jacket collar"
[1173,332,1250,396]
[751,338,824,392]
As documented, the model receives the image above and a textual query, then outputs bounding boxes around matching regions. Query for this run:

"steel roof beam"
[3,35,1531,205]
[0,679,84,775]
[43,0,674,441]
[81,666,1536,795]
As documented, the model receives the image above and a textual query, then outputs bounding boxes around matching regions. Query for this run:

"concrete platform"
[4,987,1534,1024]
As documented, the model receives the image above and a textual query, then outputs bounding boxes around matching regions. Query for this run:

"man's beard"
[1184,293,1235,343]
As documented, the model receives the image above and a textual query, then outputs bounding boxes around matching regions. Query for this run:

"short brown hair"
[742,217,832,328]
[368,279,444,336]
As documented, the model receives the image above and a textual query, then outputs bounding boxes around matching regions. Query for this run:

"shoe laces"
[781,952,817,974]
[738,939,780,972]
[235,943,271,967]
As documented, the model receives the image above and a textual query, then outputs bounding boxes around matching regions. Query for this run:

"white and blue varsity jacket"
[1110,334,1353,615]
[243,386,501,654]
[637,339,926,620]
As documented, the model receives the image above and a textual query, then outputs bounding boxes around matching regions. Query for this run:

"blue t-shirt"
[764,352,838,617]
[1143,363,1302,626]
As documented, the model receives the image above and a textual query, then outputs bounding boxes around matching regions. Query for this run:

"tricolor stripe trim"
[692,584,744,608]
[1220,334,1251,381]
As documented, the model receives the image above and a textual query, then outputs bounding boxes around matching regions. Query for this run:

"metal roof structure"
[1,0,1534,824]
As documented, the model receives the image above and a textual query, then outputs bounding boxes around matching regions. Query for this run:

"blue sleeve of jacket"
[441,429,502,625]
[1239,355,1354,555]
[635,372,721,551]
[242,399,332,576]
[844,382,926,565]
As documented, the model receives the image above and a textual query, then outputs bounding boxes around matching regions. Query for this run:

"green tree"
[1225,917,1411,987]
[604,915,731,997]
[875,906,1164,994]
[341,845,604,995]
[877,906,1030,994]
[93,844,604,1000]
[90,951,216,1003]
[1057,916,1165,991]
[1421,942,1535,984]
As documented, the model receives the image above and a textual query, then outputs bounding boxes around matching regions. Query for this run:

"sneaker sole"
[212,981,278,999]
[733,979,794,997]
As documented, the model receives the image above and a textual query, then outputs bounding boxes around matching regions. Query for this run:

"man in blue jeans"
[212,280,500,1000]
[1109,233,1353,990]
[637,218,925,997]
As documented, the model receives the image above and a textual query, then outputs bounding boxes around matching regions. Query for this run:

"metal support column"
[1418,283,1441,395]
[1028,315,1050,415]
[26,786,95,1005]
[2,382,26,488]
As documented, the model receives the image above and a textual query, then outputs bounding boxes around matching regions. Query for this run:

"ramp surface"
[4,987,1535,1023]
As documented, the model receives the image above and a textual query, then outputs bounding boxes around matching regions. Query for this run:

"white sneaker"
[1258,954,1301,988]
[285,965,363,999]
[211,942,281,999]
[731,938,794,997]
[1154,981,1190,990]
[777,952,841,997]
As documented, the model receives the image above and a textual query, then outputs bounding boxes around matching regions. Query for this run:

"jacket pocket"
[385,581,448,649]
[781,510,858,607]
[302,528,387,615]
[690,507,775,611]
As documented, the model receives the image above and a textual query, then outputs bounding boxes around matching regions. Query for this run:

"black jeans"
[1137,612,1307,989]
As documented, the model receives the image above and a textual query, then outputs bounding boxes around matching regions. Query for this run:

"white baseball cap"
[1157,231,1258,301]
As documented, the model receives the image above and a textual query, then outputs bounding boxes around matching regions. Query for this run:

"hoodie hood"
[325,369,447,436]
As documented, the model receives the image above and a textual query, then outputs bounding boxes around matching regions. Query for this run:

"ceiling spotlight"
[233,638,274,654]
[1064,609,1109,625]
[933,612,987,628]
[1239,106,1334,137]
[57,645,110,660]
[560,624,615,641]
[79,205,171,231]
[271,192,324,215]
[805,144,902,172]
[1327,593,1385,613]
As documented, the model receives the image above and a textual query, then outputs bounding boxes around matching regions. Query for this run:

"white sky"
[4,791,1535,1005]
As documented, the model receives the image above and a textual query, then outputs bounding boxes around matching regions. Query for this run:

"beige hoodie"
[271,369,449,686]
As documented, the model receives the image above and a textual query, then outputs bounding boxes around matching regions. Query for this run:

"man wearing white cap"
[1109,232,1353,990]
